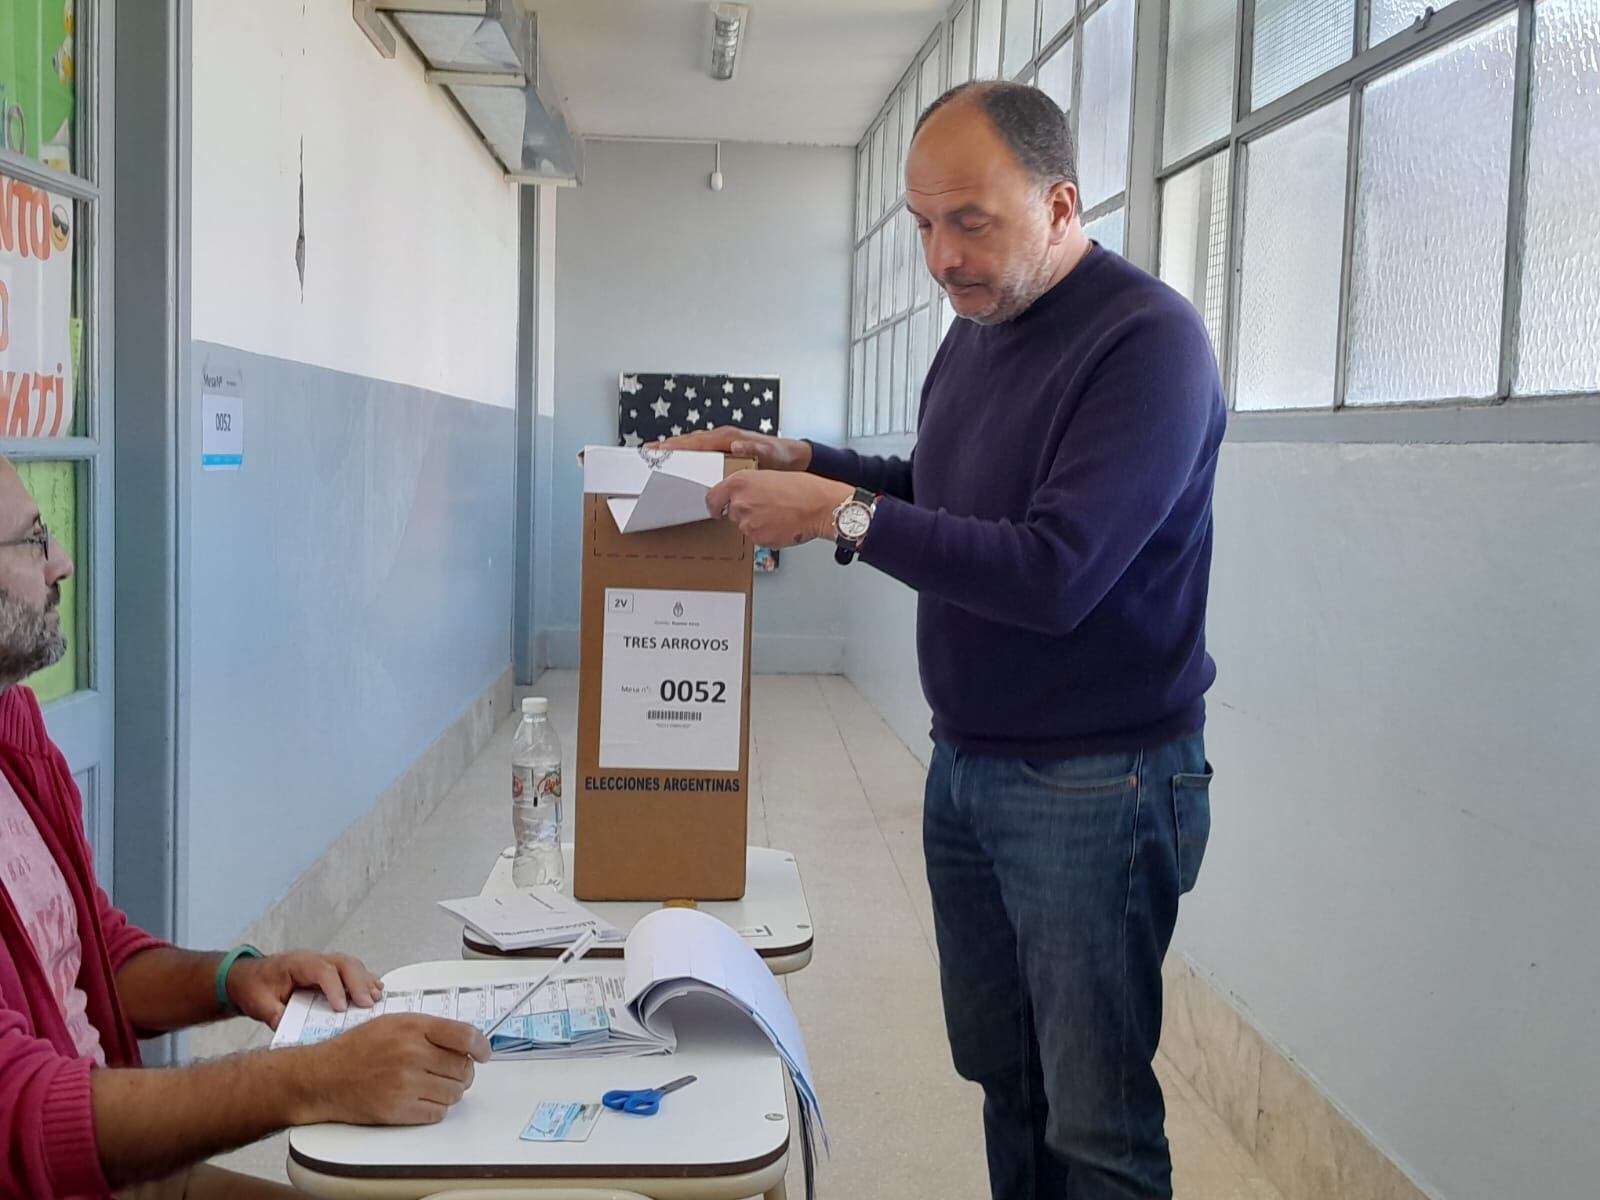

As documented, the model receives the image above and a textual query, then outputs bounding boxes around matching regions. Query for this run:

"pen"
[483,929,600,1039]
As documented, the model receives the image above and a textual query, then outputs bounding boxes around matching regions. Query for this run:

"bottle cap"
[522,697,549,716]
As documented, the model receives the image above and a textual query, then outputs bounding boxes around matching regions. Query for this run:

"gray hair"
[914,81,1078,193]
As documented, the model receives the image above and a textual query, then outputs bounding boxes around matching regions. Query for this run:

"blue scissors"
[601,1074,698,1117]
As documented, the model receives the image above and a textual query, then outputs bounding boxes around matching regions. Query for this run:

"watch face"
[838,502,872,540]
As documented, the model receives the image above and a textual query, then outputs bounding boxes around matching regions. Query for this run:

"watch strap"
[215,944,265,1015]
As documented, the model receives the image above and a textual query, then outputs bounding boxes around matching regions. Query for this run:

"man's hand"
[290,1014,492,1126]
[706,471,854,548]
[228,951,384,1030]
[661,425,813,472]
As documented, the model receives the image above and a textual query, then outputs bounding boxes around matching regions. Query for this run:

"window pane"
[850,341,866,438]
[1084,206,1126,255]
[899,84,916,199]
[881,103,900,216]
[880,226,895,322]
[1516,0,1600,396]
[893,319,912,431]
[0,1,79,172]
[1163,0,1237,165]
[1004,0,1039,79]
[1251,0,1356,109]
[951,2,975,87]
[1236,98,1351,411]
[861,334,879,435]
[879,323,899,433]
[1039,35,1074,115]
[1159,149,1232,351]
[855,143,869,239]
[913,211,932,305]
[920,40,945,109]
[16,460,82,702]
[869,122,884,223]
[1369,0,1432,47]
[866,227,882,328]
[892,210,909,316]
[1079,0,1137,210]
[1347,17,1516,406]
[853,249,867,335]
[0,172,81,437]
[909,307,932,421]
[977,0,1005,77]
[1042,0,1075,43]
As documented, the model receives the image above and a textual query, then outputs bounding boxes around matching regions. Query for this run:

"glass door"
[0,0,116,887]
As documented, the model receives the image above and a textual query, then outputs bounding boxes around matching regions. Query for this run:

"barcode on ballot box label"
[647,710,704,723]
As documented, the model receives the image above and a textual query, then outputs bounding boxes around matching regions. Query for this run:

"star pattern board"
[618,374,781,448]
[617,373,783,573]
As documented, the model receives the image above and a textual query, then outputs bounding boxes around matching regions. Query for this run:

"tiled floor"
[216,672,1281,1199]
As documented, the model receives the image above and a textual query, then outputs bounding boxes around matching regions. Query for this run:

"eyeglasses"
[0,522,52,561]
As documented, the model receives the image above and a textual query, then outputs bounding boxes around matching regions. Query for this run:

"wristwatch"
[832,488,878,565]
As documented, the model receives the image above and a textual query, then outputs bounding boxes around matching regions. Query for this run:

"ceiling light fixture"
[709,3,749,81]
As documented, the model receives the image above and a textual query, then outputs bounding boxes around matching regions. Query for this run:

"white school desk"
[287,960,794,1200]
[461,846,814,976]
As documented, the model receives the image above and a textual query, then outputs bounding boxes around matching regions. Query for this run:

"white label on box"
[600,588,746,771]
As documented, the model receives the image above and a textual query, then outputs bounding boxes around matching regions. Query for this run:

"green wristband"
[215,944,265,1015]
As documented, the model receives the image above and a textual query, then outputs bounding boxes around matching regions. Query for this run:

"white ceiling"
[525,1,951,147]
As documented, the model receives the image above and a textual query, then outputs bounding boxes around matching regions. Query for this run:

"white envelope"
[581,446,725,534]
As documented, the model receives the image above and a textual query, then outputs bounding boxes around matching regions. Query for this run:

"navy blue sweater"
[811,246,1226,757]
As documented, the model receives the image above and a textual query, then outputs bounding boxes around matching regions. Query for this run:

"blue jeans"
[924,734,1212,1200]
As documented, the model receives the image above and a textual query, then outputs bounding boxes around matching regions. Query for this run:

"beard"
[0,586,66,688]
[942,225,1059,327]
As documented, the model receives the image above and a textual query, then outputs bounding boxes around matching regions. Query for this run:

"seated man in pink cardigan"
[0,457,491,1200]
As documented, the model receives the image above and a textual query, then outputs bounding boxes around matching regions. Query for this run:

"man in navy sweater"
[672,81,1224,1199]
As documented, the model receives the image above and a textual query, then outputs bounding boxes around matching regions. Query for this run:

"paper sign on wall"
[0,176,76,438]
[599,588,746,772]
[201,364,244,470]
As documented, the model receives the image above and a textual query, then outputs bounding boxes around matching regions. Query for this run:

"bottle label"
[513,764,562,802]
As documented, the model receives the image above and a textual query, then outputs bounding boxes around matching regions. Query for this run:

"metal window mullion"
[1218,0,1256,408]
[1331,90,1365,411]
[0,437,101,461]
[1124,0,1168,270]
[1356,0,1373,54]
[0,148,100,203]
[1159,134,1235,180]
[1496,0,1536,402]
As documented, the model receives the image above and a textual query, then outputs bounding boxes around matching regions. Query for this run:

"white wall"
[190,0,519,407]
[1181,439,1600,1200]
[545,139,854,669]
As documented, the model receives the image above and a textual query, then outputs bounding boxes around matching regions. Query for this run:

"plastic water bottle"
[512,697,564,888]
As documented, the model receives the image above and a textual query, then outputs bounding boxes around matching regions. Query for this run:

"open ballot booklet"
[271,908,825,1183]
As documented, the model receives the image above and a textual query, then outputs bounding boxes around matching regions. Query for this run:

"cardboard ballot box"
[573,447,754,901]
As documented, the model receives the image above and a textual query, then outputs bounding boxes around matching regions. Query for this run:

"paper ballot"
[582,445,724,534]
[437,888,623,952]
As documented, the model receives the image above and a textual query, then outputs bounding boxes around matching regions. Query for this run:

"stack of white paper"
[437,887,623,952]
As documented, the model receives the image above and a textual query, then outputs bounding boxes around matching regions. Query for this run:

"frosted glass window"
[913,212,933,305]
[855,143,869,238]
[1042,0,1075,43]
[869,122,885,223]
[920,41,945,110]
[881,323,902,432]
[866,228,882,328]
[879,227,894,323]
[977,0,1005,77]
[1369,0,1432,47]
[1039,36,1073,115]
[892,211,910,316]
[861,333,879,436]
[1163,0,1237,165]
[1078,0,1137,210]
[850,341,866,437]
[880,103,901,215]
[1159,149,1232,351]
[1004,0,1039,79]
[899,84,917,198]
[1235,98,1351,411]
[1251,0,1356,109]
[853,251,868,335]
[1347,17,1517,406]
[951,3,975,87]
[1084,206,1126,255]
[894,319,914,430]
[1516,0,1600,396]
